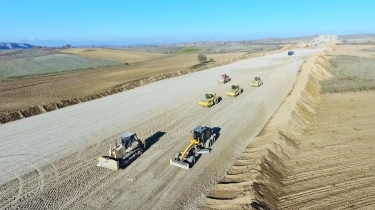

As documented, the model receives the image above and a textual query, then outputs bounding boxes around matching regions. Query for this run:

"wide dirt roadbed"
[0,48,322,209]
[278,91,375,209]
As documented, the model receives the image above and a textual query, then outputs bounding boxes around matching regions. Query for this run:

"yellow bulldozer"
[170,126,216,169]
[226,84,244,97]
[199,92,221,107]
[97,132,144,170]
[251,77,263,87]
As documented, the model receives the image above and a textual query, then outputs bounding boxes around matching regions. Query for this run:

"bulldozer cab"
[231,85,238,90]
[121,132,137,149]
[205,93,213,99]
[254,77,260,81]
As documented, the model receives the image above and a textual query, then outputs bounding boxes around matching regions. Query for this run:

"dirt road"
[0,47,323,209]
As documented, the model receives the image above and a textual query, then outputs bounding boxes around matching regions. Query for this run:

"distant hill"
[0,43,34,50]
[338,34,375,39]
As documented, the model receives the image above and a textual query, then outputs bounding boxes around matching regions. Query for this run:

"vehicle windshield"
[254,77,260,81]
[231,85,237,90]
[193,132,202,140]
[121,136,131,148]
[205,94,212,99]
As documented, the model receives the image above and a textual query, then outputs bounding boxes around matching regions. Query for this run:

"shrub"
[197,54,207,63]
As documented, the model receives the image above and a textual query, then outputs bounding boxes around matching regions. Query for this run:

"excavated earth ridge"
[202,45,334,210]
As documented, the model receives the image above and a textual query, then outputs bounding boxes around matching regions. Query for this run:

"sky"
[1,0,374,46]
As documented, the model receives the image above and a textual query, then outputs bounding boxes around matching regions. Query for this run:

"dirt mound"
[279,44,294,51]
[296,42,307,47]
[204,132,294,210]
[20,105,46,118]
[57,98,80,109]
[203,45,333,209]
[43,102,58,111]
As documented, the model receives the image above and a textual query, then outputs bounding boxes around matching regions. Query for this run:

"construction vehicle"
[199,92,221,107]
[97,132,144,170]
[251,77,263,87]
[226,84,243,97]
[170,126,216,169]
[288,51,295,56]
[218,74,230,83]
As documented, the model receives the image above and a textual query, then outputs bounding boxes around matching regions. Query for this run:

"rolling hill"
[0,42,34,50]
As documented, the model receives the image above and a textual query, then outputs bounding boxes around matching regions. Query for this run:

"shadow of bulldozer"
[144,131,166,151]
[119,131,166,169]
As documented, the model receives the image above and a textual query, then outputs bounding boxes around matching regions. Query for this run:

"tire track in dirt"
[72,99,221,209]
[3,97,207,209]
[202,39,333,210]
[276,91,375,209]
[0,48,322,210]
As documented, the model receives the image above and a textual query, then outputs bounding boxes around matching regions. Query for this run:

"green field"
[0,49,121,80]
[176,47,205,54]
[321,55,375,93]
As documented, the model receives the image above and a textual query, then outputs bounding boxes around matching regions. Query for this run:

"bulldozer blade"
[97,157,119,171]
[197,149,210,154]
[169,159,189,169]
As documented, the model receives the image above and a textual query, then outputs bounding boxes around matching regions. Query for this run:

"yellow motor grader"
[198,92,221,107]
[226,84,243,97]
[170,126,216,169]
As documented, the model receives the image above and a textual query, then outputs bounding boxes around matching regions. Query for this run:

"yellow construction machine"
[170,126,216,169]
[199,92,221,107]
[97,132,144,170]
[251,77,263,87]
[226,84,244,97]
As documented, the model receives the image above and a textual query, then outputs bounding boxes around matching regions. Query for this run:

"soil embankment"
[277,91,375,209]
[203,44,333,209]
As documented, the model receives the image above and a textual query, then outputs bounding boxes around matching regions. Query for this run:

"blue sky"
[1,0,374,46]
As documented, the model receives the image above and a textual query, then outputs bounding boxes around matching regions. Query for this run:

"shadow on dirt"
[212,126,221,143]
[217,96,223,103]
[144,131,166,151]
[119,131,166,169]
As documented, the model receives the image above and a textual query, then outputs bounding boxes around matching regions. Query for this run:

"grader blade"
[169,159,190,170]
